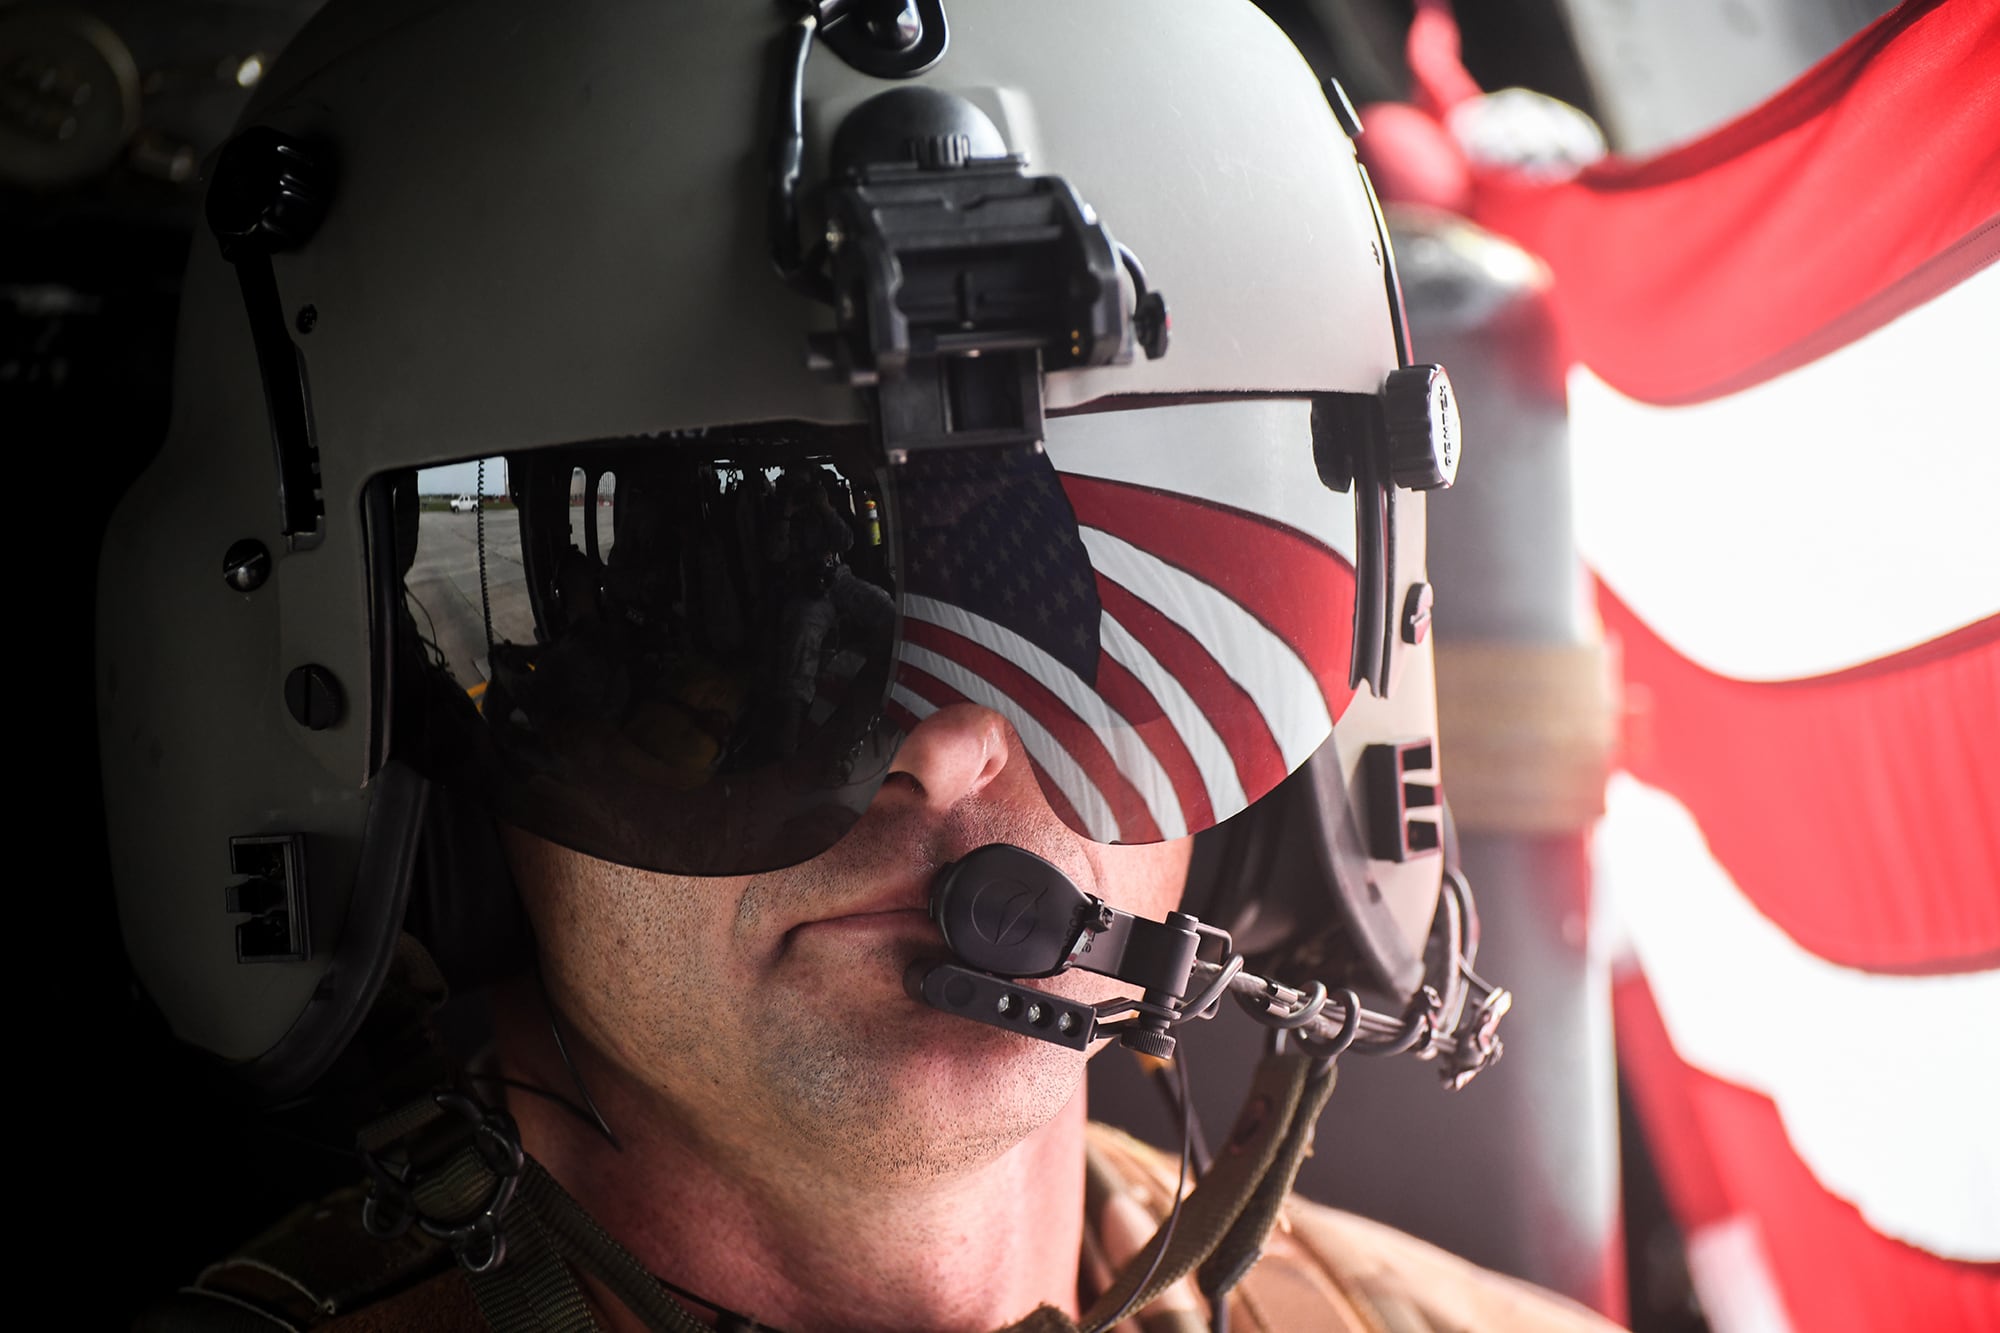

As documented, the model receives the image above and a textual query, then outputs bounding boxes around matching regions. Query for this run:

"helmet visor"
[388,399,1359,875]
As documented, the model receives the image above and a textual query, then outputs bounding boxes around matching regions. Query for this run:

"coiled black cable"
[475,459,494,655]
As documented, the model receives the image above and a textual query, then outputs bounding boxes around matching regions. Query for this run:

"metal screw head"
[864,0,922,51]
[222,538,270,592]
[294,304,317,334]
[284,664,344,730]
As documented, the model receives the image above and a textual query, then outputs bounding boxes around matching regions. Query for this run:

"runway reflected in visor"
[392,426,901,876]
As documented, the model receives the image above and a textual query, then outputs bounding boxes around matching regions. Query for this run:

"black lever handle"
[207,126,333,538]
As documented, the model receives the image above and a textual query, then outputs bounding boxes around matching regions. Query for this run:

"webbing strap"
[365,1053,1333,1333]
[1072,1053,1322,1333]
[1195,1061,1339,1304]
[466,1196,602,1333]
[361,1088,708,1333]
[513,1160,713,1333]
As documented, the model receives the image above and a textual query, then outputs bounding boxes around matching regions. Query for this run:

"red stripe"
[1615,973,2000,1332]
[894,666,1086,833]
[1025,757,1085,836]
[1460,0,2000,403]
[1095,573,1288,807]
[1605,585,2000,974]
[1061,473,1358,718]
[900,620,1164,843]
[1093,651,1215,832]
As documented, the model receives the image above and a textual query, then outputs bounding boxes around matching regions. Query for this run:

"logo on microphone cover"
[970,878,1044,948]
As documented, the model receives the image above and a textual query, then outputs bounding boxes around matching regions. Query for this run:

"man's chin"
[749,972,1088,1184]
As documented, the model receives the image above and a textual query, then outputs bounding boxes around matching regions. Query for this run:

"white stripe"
[1043,399,1358,563]
[1683,1216,1798,1333]
[899,642,1121,843]
[888,683,937,723]
[1570,263,2000,680]
[1098,610,1250,821]
[1596,773,2000,1260]
[903,594,1187,839]
[1078,526,1333,771]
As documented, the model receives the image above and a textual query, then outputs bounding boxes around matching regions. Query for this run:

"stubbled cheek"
[1084,837,1194,922]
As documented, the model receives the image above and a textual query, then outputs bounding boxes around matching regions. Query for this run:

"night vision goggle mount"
[769,10,1168,465]
[906,844,1510,1090]
[806,144,1167,462]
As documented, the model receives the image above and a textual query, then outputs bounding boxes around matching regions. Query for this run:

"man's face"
[506,703,1192,1189]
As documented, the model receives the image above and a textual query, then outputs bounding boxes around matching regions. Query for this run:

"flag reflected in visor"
[887,404,1359,845]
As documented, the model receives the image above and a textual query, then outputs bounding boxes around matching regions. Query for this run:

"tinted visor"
[388,400,1360,875]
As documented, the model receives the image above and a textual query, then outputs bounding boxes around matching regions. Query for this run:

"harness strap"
[511,1160,713,1332]
[1195,1061,1339,1309]
[1071,1052,1329,1333]
[464,1178,602,1333]
[357,1050,1333,1333]
[362,1087,710,1332]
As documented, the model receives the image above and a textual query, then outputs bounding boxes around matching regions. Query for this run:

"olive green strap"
[1196,1061,1339,1304]
[465,1192,603,1333]
[1073,1052,1323,1333]
[367,1052,1336,1333]
[510,1159,714,1333]
[360,1090,709,1333]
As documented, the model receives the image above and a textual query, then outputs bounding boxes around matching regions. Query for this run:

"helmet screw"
[223,538,271,592]
[284,664,344,730]
[863,0,922,52]
[294,304,317,334]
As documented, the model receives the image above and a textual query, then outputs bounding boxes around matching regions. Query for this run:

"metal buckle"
[361,1091,525,1273]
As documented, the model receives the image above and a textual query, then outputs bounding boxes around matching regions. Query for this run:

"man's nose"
[885,703,1014,812]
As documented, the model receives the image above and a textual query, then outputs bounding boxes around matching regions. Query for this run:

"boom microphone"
[903,843,1511,1086]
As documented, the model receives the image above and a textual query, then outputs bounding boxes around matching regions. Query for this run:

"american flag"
[1389,0,2000,1322]
[886,409,1357,844]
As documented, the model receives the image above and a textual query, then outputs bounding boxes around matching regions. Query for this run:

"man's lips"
[779,899,940,955]
[797,907,932,929]
[784,878,933,933]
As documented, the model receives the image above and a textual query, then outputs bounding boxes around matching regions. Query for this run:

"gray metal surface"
[1557,0,1897,154]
